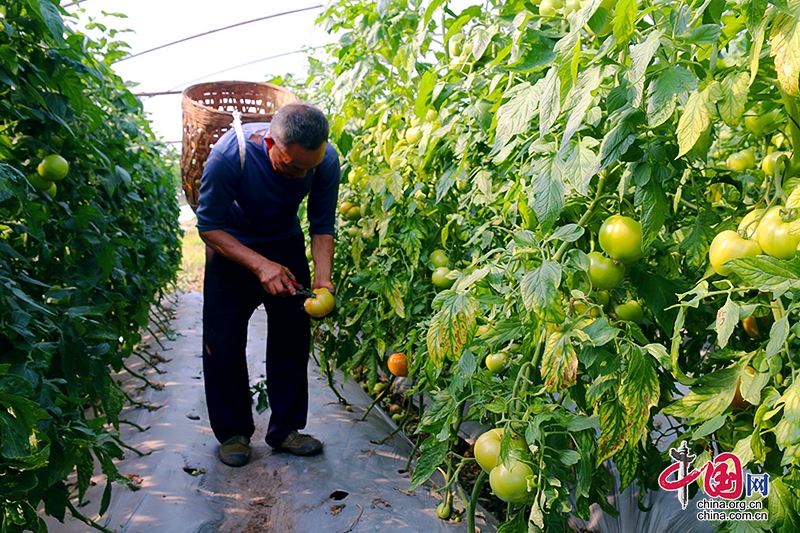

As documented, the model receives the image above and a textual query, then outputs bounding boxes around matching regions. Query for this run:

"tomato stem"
[553,173,607,262]
[466,469,486,533]
[779,88,800,163]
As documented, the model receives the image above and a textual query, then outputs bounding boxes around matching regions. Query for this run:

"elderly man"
[195,102,340,466]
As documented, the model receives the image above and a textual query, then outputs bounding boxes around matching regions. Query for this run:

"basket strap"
[231,110,246,172]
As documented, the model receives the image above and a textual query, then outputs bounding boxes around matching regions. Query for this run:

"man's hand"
[255,258,297,296]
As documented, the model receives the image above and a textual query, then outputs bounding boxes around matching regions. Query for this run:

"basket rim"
[182,80,297,101]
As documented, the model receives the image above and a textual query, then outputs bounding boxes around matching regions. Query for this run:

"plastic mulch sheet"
[42,292,496,533]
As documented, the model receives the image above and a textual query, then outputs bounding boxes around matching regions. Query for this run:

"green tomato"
[405,126,422,144]
[430,249,449,268]
[708,230,762,276]
[755,207,800,260]
[539,0,558,15]
[598,215,644,263]
[613,300,643,323]
[37,154,69,181]
[565,0,582,13]
[587,251,624,290]
[43,182,57,199]
[737,209,764,239]
[448,32,464,56]
[762,151,789,177]
[436,502,452,520]
[726,149,756,172]
[744,109,781,136]
[485,352,508,373]
[592,290,610,307]
[489,459,533,503]
[474,428,526,473]
[27,173,53,190]
[431,267,455,289]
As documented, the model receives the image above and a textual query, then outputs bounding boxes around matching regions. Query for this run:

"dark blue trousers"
[202,234,311,448]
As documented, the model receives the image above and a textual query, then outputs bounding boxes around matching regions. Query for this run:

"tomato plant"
[0,3,180,530]
[306,0,800,530]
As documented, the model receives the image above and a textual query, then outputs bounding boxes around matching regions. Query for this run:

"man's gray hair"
[270,102,329,150]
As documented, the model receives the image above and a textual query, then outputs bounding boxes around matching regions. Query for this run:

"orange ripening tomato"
[387,352,408,377]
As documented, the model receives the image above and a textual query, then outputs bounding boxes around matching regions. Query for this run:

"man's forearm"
[199,229,297,295]
[199,229,266,273]
[310,233,335,289]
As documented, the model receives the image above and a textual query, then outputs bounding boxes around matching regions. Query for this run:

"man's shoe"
[219,435,250,467]
[277,431,323,456]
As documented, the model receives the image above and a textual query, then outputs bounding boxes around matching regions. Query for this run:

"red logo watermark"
[658,441,769,510]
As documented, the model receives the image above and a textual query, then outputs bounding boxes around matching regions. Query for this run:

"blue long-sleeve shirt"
[195,122,340,244]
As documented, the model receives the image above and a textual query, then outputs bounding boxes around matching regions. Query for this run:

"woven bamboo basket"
[180,80,299,211]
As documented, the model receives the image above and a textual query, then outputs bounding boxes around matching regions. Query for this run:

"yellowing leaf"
[426,291,478,367]
[676,82,721,158]
[718,72,750,126]
[771,11,800,96]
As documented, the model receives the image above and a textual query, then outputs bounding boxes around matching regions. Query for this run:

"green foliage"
[301,0,800,530]
[0,1,180,530]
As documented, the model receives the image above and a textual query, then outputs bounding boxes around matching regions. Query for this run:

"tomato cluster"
[474,428,533,503]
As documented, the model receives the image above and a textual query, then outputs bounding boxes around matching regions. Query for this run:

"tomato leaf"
[595,108,644,175]
[541,329,578,392]
[539,67,561,138]
[624,29,662,108]
[619,345,659,443]
[767,478,800,532]
[597,400,627,465]
[767,316,790,358]
[557,137,598,196]
[678,210,720,270]
[561,67,602,149]
[679,24,721,44]
[544,223,584,243]
[633,163,668,249]
[521,261,565,323]
[581,317,618,346]
[530,156,565,232]
[456,347,477,377]
[676,81,722,157]
[613,0,637,45]
[715,297,740,348]
[663,368,738,422]
[770,10,800,96]
[646,66,697,128]
[718,71,750,126]
[728,256,800,297]
[615,441,639,490]
[494,82,542,148]
[409,437,449,490]
[426,291,478,366]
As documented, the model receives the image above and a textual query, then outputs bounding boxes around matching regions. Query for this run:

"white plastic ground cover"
[41,292,495,533]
